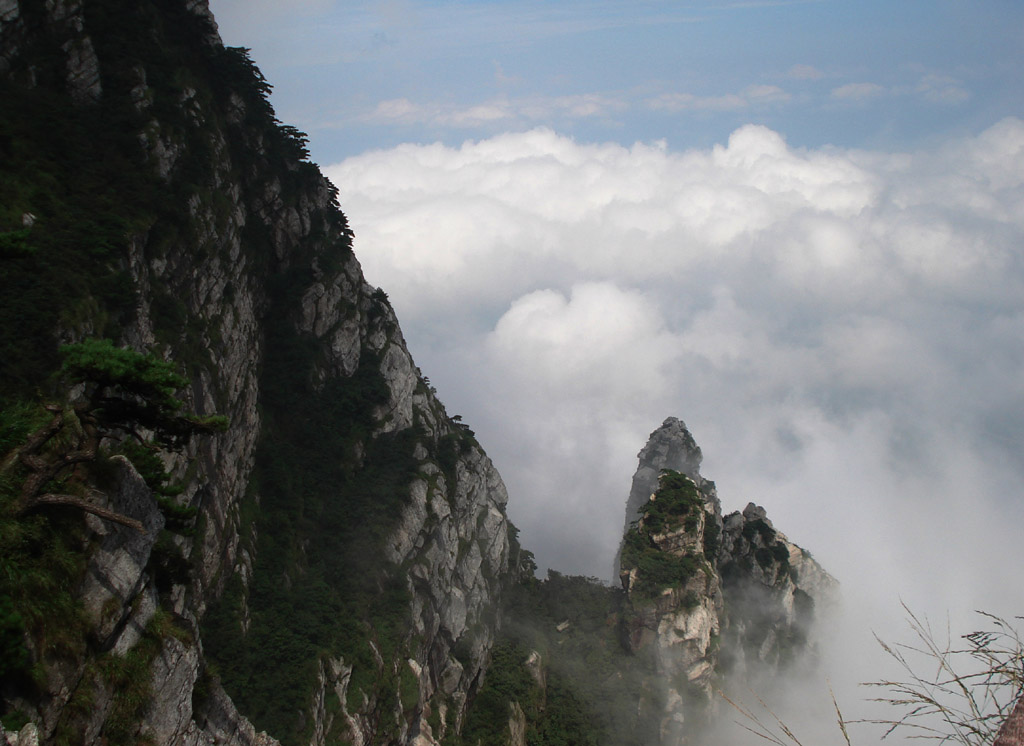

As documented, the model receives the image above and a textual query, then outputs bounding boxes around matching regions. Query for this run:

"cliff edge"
[0,2,518,744]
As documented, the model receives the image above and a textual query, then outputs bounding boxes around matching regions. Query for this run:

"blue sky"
[209,0,1024,164]
[205,3,1024,736]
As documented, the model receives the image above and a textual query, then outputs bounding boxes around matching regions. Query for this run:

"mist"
[325,120,1024,741]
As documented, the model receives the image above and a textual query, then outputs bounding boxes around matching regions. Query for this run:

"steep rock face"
[614,417,704,580]
[0,2,514,744]
[619,468,724,743]
[0,0,100,101]
[291,430,513,746]
[0,452,276,746]
[716,502,837,680]
[618,418,836,744]
[619,416,704,550]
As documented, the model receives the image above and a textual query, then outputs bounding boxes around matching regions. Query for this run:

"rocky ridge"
[0,3,838,745]
[0,1,515,744]
[618,418,837,744]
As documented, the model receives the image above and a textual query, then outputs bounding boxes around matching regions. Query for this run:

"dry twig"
[858,602,1024,745]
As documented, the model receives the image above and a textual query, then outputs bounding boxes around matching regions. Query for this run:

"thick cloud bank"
[325,122,1024,726]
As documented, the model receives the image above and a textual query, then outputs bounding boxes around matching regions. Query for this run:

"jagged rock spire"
[615,417,837,745]
[621,417,703,538]
[613,417,704,581]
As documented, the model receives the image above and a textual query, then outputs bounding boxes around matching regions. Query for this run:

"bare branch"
[19,493,145,533]
[858,606,1024,745]
[1,407,64,474]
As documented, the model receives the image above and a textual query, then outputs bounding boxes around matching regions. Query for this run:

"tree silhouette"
[3,339,226,530]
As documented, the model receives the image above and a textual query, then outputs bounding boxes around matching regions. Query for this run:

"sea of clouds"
[325,120,1024,738]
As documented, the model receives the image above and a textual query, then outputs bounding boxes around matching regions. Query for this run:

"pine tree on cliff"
[2,339,226,530]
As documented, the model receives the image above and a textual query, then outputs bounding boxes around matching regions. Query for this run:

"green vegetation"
[755,542,791,571]
[452,571,666,746]
[619,470,707,598]
[200,355,421,743]
[0,340,225,730]
[0,471,91,686]
[2,0,363,740]
[621,529,701,598]
[637,470,704,535]
[742,518,776,544]
[0,593,29,680]
[720,516,790,581]
[0,399,93,689]
[0,79,148,394]
[59,338,227,448]
[201,266,419,744]
[2,0,404,742]
[94,611,189,746]
[459,638,600,746]
[0,0,349,397]
[0,708,30,734]
[0,341,224,538]
[703,514,721,557]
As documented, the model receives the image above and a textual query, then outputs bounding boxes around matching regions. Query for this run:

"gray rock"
[741,502,769,524]
[0,0,19,24]
[616,417,704,577]
[78,457,165,649]
[619,418,836,744]
[1,3,518,742]
[191,685,281,746]
[143,636,201,745]
[2,723,39,746]
[62,34,100,102]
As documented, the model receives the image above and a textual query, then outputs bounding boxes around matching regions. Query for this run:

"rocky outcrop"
[619,468,724,742]
[615,416,706,579]
[77,458,165,651]
[618,419,836,744]
[620,418,704,543]
[4,453,277,746]
[1,722,39,746]
[293,415,513,746]
[0,0,101,101]
[0,1,514,744]
[717,502,838,680]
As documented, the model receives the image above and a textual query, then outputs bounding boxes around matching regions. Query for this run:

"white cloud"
[364,94,627,128]
[474,283,689,566]
[332,125,881,308]
[830,81,886,100]
[914,73,971,105]
[828,75,972,110]
[828,75,969,108]
[646,84,791,112]
[368,84,796,131]
[647,92,747,112]
[325,122,1024,700]
[788,63,824,80]
[745,83,791,102]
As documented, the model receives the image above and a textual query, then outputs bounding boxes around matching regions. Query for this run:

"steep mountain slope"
[467,419,836,746]
[0,2,519,744]
[0,4,837,746]
[619,418,837,743]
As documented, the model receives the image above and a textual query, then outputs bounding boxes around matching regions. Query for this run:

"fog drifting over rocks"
[325,120,1024,734]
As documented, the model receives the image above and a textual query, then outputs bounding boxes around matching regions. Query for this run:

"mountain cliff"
[618,418,837,743]
[0,4,835,746]
[463,420,836,746]
[0,2,518,744]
